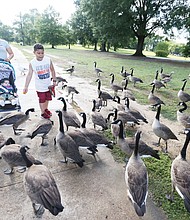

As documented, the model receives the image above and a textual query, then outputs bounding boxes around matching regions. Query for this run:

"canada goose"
[121,69,131,79]
[62,85,79,102]
[167,129,190,212]
[148,85,165,108]
[57,97,81,130]
[125,131,148,217]
[94,61,103,77]
[122,79,136,101]
[112,108,140,127]
[48,85,55,97]
[178,79,190,102]
[79,112,113,149]
[0,108,35,135]
[91,99,108,130]
[0,138,36,174]
[26,119,53,146]
[160,67,173,79]
[177,102,190,129]
[128,68,143,87]
[150,70,165,89]
[96,78,113,106]
[52,76,67,86]
[67,128,98,157]
[112,119,160,160]
[110,73,123,95]
[124,97,148,123]
[152,105,178,152]
[66,65,75,75]
[20,145,64,217]
[55,110,84,167]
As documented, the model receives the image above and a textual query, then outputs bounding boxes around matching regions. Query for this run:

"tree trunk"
[93,41,97,51]
[133,35,146,57]
[100,42,106,52]
[68,43,71,49]
[107,42,110,52]
[51,44,55,49]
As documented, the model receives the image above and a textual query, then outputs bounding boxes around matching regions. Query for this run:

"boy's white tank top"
[30,56,51,92]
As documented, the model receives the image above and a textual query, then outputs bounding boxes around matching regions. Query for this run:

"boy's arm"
[23,63,33,94]
[50,60,56,85]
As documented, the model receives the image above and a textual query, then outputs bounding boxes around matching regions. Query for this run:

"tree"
[0,22,14,42]
[13,9,41,45]
[39,6,64,48]
[78,0,190,56]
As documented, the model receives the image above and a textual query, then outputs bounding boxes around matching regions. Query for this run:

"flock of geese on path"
[0,62,190,217]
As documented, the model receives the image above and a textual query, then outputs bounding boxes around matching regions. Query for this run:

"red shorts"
[36,91,52,103]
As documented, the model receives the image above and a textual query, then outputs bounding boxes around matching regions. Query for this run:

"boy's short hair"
[33,43,44,51]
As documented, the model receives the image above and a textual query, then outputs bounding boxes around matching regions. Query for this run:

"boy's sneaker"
[45,109,52,116]
[41,112,50,119]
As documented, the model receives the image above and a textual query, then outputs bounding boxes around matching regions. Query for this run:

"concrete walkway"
[0,46,167,220]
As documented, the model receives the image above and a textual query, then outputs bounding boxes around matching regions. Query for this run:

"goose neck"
[92,101,96,112]
[110,74,114,84]
[179,102,187,113]
[156,105,161,120]
[182,80,187,91]
[62,98,67,111]
[124,79,128,90]
[134,131,141,157]
[118,121,125,139]
[81,113,86,128]
[20,147,33,167]
[181,132,190,159]
[58,112,65,133]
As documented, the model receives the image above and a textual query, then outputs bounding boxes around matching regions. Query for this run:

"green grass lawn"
[13,43,190,219]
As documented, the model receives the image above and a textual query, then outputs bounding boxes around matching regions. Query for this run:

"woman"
[0,38,14,62]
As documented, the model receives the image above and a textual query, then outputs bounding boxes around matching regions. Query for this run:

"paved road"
[0,46,167,220]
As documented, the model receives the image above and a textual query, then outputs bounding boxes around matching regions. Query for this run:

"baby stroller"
[0,60,21,112]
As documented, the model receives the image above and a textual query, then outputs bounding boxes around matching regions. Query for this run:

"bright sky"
[0,0,76,25]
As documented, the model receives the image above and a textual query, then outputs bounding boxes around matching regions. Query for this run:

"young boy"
[23,43,56,119]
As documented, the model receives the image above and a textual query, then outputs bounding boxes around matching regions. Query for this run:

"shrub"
[155,50,169,57]
[155,41,169,57]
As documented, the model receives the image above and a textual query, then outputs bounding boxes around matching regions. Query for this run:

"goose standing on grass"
[91,99,108,130]
[55,110,84,167]
[148,85,165,108]
[20,145,64,217]
[167,129,190,212]
[112,119,160,160]
[177,102,190,130]
[110,73,123,95]
[94,61,103,77]
[160,67,173,79]
[112,108,140,127]
[0,138,36,174]
[124,97,148,123]
[0,108,35,135]
[122,79,136,101]
[66,65,75,75]
[57,97,81,130]
[26,119,53,146]
[79,112,113,149]
[96,78,113,106]
[150,70,165,90]
[178,79,190,102]
[125,131,148,217]
[152,105,178,153]
[128,68,143,87]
